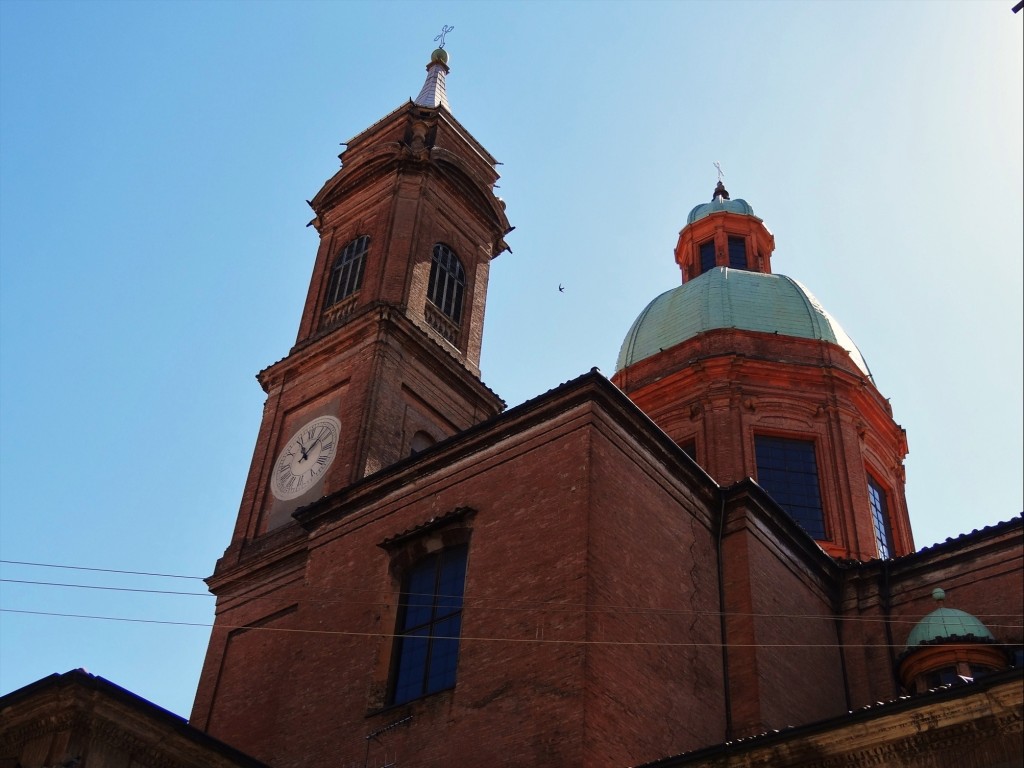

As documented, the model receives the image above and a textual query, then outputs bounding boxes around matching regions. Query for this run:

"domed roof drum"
[615,267,872,376]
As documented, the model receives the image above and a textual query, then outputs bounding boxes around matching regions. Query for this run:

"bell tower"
[228,46,511,539]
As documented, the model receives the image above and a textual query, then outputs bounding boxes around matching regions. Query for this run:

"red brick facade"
[192,379,730,767]
[224,99,511,540]
[189,57,1023,768]
[613,328,912,562]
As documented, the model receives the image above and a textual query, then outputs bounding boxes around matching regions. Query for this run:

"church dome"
[905,590,996,649]
[615,267,871,376]
[686,197,758,225]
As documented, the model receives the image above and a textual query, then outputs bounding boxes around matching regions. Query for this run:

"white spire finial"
[414,28,453,110]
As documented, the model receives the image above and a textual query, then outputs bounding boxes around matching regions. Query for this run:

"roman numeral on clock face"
[271,415,342,502]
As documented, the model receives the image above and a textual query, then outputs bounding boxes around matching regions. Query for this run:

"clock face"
[271,415,341,501]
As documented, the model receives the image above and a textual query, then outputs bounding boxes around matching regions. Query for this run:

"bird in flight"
[558,284,565,293]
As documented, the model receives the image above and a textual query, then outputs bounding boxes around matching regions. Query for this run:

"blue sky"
[1,0,1021,719]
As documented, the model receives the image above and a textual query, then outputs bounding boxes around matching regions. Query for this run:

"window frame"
[867,474,894,559]
[387,545,468,706]
[698,239,716,275]
[727,235,747,270]
[375,508,475,712]
[426,243,466,325]
[754,434,828,540]
[323,235,369,310]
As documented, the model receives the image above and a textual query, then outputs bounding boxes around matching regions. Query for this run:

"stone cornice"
[637,668,1023,767]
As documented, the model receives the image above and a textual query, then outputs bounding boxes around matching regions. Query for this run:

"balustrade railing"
[424,304,460,346]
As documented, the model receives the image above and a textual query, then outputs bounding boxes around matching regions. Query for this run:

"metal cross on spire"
[435,24,455,49]
[712,161,730,201]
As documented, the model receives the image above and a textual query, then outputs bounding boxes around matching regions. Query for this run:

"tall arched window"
[427,244,465,324]
[323,235,369,310]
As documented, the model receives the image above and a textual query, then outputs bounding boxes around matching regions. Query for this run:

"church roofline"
[903,513,1024,557]
[292,368,721,532]
[722,478,845,581]
[842,512,1023,572]
[342,100,500,169]
[0,669,272,768]
[313,103,504,223]
[635,666,1023,767]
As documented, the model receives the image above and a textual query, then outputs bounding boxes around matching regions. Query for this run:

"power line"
[0,559,204,581]
[2,580,1021,634]
[6,607,1018,650]
[3,568,1021,627]
[1,578,211,597]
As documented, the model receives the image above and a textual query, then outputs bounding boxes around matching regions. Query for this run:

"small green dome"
[430,48,449,65]
[687,197,757,225]
[615,267,871,375]
[905,607,996,649]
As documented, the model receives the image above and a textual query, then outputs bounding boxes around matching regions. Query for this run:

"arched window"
[427,244,466,324]
[323,236,369,310]
[410,430,436,456]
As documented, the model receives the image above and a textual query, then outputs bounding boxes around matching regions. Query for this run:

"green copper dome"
[687,197,757,225]
[615,267,871,376]
[905,607,996,649]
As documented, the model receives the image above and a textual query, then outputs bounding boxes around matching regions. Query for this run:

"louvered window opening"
[427,244,465,325]
[324,236,369,309]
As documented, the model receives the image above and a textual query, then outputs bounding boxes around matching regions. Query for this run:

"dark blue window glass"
[755,436,826,539]
[867,476,893,559]
[427,244,466,324]
[727,236,747,270]
[699,240,716,274]
[390,546,468,704]
[924,667,960,689]
[391,629,429,704]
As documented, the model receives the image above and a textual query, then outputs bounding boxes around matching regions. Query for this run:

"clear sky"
[1,0,1021,720]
